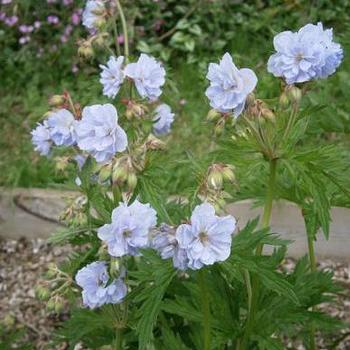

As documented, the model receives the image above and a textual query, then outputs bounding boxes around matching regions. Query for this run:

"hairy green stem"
[307,234,317,350]
[239,158,277,350]
[115,0,129,59]
[115,327,123,350]
[199,269,211,350]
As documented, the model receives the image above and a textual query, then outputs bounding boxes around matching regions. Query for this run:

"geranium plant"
[32,1,347,349]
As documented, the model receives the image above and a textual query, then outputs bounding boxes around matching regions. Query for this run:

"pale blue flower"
[152,224,188,270]
[82,0,104,30]
[75,104,128,163]
[267,22,343,84]
[31,121,52,156]
[75,261,127,309]
[153,104,175,136]
[47,109,76,146]
[124,54,165,100]
[100,56,125,98]
[205,53,257,117]
[98,200,157,257]
[176,203,236,270]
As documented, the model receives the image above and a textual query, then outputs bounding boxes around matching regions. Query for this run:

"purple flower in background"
[98,200,157,257]
[34,21,41,29]
[46,109,76,146]
[100,56,125,99]
[267,22,343,84]
[117,35,124,44]
[206,53,257,117]
[71,11,81,25]
[124,54,166,101]
[31,121,52,156]
[75,104,128,163]
[19,36,31,45]
[19,25,34,33]
[2,0,12,4]
[152,224,188,270]
[82,0,105,30]
[75,261,127,309]
[72,64,79,74]
[153,103,175,136]
[0,12,6,21]
[176,203,236,270]
[47,15,60,25]
[5,16,18,26]
[63,0,73,5]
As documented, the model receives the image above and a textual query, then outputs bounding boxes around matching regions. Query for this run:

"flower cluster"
[97,200,157,257]
[0,0,83,61]
[268,22,343,84]
[31,102,128,163]
[153,203,236,270]
[75,104,128,163]
[205,52,257,117]
[100,53,166,101]
[75,261,127,309]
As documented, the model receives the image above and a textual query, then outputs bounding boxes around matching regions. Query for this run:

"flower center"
[199,231,209,244]
[296,53,304,62]
[123,230,132,238]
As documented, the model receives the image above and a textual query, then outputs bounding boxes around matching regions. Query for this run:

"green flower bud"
[222,165,236,182]
[99,163,112,182]
[207,109,221,121]
[48,95,65,107]
[286,85,302,104]
[127,173,138,191]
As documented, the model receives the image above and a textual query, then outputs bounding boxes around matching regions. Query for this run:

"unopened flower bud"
[48,95,65,107]
[94,17,106,29]
[279,92,289,109]
[93,32,108,47]
[145,134,165,150]
[246,93,256,107]
[36,285,50,300]
[112,165,127,184]
[78,41,94,58]
[261,107,275,123]
[47,299,56,311]
[127,172,138,191]
[99,163,112,182]
[207,109,221,121]
[222,165,236,182]
[286,85,302,104]
[47,263,57,278]
[214,118,225,136]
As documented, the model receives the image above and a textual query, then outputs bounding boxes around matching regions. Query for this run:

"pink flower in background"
[2,0,12,4]
[117,35,124,44]
[72,64,79,74]
[0,12,6,21]
[71,12,80,25]
[47,15,60,25]
[19,25,34,33]
[5,16,18,26]
[63,0,73,5]
[34,21,41,29]
[47,0,57,3]
[19,36,31,45]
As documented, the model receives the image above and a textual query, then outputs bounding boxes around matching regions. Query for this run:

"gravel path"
[0,238,349,349]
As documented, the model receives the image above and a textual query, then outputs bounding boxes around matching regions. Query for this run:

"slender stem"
[243,269,252,314]
[307,235,317,272]
[307,234,317,350]
[239,158,277,350]
[115,0,129,60]
[199,269,211,350]
[112,20,121,56]
[115,327,123,350]
[256,158,278,254]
